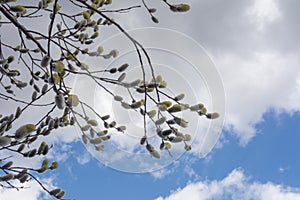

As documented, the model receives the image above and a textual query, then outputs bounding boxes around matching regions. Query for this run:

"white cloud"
[88,0,300,150]
[156,168,300,200]
[105,0,300,148]
[76,150,91,165]
[183,165,200,181]
[247,0,281,30]
[0,180,45,200]
[178,0,300,145]
[216,52,300,145]
[151,167,174,180]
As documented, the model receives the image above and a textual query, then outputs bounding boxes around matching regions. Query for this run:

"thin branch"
[0,5,47,54]
[75,0,161,102]
[0,92,54,107]
[101,5,141,13]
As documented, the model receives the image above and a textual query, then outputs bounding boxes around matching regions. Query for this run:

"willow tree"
[0,0,218,199]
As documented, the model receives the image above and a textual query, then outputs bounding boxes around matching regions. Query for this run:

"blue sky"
[1,0,300,200]
[49,112,300,200]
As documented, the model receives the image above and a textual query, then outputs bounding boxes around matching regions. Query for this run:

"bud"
[0,59,7,65]
[161,129,173,137]
[157,129,163,138]
[97,46,104,54]
[48,119,55,129]
[67,94,79,107]
[82,11,90,20]
[90,138,103,144]
[15,106,22,118]
[170,136,184,143]
[148,8,157,13]
[206,112,220,119]
[91,32,99,39]
[42,159,49,166]
[56,190,65,199]
[166,119,175,125]
[151,16,159,23]
[170,4,190,12]
[17,143,25,152]
[181,103,190,110]
[129,79,141,87]
[15,81,27,88]
[0,174,14,182]
[19,174,28,183]
[117,126,126,132]
[31,91,37,101]
[147,110,157,118]
[184,134,192,141]
[82,134,88,144]
[90,128,96,138]
[26,149,37,157]
[190,104,203,111]
[81,125,91,131]
[88,51,98,56]
[41,84,48,94]
[109,121,116,128]
[121,102,131,109]
[33,84,40,93]
[97,130,108,136]
[33,48,41,53]
[37,165,48,173]
[38,142,47,154]
[15,124,36,140]
[159,81,167,88]
[114,95,123,102]
[101,115,110,121]
[110,49,119,58]
[118,63,129,72]
[131,101,143,109]
[155,116,166,125]
[41,55,51,68]
[160,142,165,150]
[158,105,167,111]
[200,107,207,115]
[160,101,172,108]
[155,75,163,83]
[174,117,188,128]
[15,169,27,180]
[10,5,27,13]
[140,136,146,145]
[7,56,14,63]
[87,119,98,126]
[42,144,49,155]
[168,104,183,113]
[53,61,65,75]
[184,144,192,151]
[95,144,105,151]
[50,188,61,196]
[164,142,171,150]
[0,136,11,147]
[50,161,58,170]
[101,135,111,141]
[55,93,65,110]
[2,161,13,169]
[109,68,117,73]
[150,150,160,159]
[78,19,87,29]
[117,73,126,82]
[174,93,185,101]
[146,144,154,152]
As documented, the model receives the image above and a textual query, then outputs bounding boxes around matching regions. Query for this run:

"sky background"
[1,0,300,199]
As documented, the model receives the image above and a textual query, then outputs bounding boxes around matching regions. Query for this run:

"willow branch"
[0,5,47,54]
